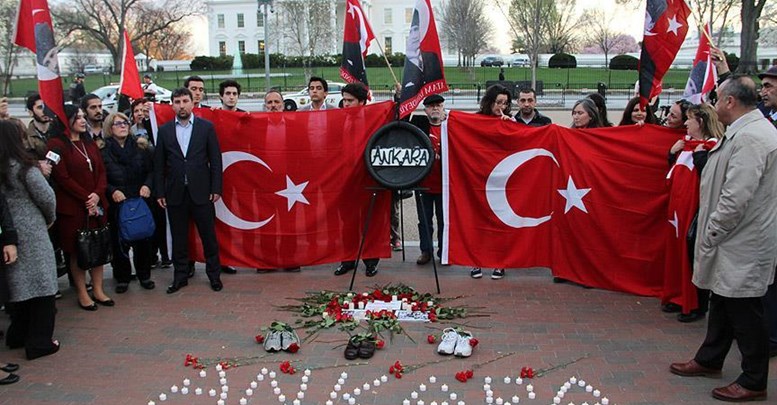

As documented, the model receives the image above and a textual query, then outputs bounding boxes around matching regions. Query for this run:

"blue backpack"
[118,197,156,242]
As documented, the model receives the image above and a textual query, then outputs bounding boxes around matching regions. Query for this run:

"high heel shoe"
[79,301,98,311]
[0,373,19,385]
[26,340,60,360]
[0,363,19,373]
[93,298,115,307]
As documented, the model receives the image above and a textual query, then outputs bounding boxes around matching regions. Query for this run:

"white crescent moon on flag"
[215,151,275,230]
[486,148,559,228]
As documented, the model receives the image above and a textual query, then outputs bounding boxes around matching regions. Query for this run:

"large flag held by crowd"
[398,0,448,118]
[13,0,68,132]
[442,113,684,298]
[682,23,717,104]
[153,102,395,269]
[638,0,692,107]
[340,0,375,87]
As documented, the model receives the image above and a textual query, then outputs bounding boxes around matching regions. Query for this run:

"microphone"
[45,151,61,166]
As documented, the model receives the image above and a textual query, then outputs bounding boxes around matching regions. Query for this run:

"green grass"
[5,66,693,98]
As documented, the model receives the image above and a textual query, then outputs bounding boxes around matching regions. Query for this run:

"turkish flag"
[340,0,375,87]
[398,0,448,118]
[154,102,395,269]
[14,0,68,133]
[443,112,682,297]
[638,0,691,107]
[119,31,144,100]
[661,139,715,312]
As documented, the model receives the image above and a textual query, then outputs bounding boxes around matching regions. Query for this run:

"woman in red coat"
[47,105,113,311]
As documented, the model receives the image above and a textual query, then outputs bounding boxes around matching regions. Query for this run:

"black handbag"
[76,212,112,269]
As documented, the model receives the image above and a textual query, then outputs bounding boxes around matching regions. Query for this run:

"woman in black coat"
[101,113,155,293]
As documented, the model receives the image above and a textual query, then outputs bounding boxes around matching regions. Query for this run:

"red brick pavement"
[0,254,775,405]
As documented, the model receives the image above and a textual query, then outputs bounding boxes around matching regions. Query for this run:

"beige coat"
[694,109,777,298]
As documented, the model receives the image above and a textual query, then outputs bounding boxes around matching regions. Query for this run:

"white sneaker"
[454,330,474,357]
[437,328,459,355]
[263,330,282,352]
[280,329,300,351]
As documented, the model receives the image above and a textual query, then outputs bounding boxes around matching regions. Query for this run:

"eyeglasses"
[112,120,130,127]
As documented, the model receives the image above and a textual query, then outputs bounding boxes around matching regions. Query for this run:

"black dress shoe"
[0,373,19,385]
[166,281,188,294]
[662,303,682,313]
[139,279,156,290]
[115,283,129,294]
[187,265,195,278]
[222,266,237,274]
[0,363,19,373]
[334,265,355,276]
[677,310,706,323]
[210,280,223,292]
[93,298,115,307]
[365,265,378,277]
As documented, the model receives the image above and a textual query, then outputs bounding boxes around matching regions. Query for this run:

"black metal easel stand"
[349,188,382,291]
[414,188,441,293]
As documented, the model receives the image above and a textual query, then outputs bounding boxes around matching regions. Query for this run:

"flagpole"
[372,37,400,88]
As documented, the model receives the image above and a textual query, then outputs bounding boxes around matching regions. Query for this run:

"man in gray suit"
[670,76,777,402]
[154,88,224,294]
[298,76,337,111]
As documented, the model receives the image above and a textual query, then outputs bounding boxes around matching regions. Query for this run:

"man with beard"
[80,94,105,148]
[154,88,224,294]
[411,94,446,265]
[68,73,86,104]
[24,93,55,162]
[299,77,336,111]
[514,88,552,127]
[263,90,284,112]
[185,75,209,109]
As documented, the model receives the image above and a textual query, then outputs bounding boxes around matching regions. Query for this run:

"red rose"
[455,372,467,382]
[394,372,402,379]
[465,370,474,379]
[287,343,300,353]
[255,334,265,344]
[428,313,438,322]
[389,366,395,374]
[427,335,436,344]
[376,340,385,349]
[469,338,479,348]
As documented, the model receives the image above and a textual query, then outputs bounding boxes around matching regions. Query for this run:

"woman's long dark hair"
[619,96,657,126]
[478,84,512,116]
[0,119,37,190]
[586,93,614,127]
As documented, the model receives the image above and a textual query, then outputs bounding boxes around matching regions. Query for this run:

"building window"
[238,40,246,54]
[257,11,264,27]
[219,41,227,57]
[384,8,392,24]
[237,13,245,28]
[217,14,225,29]
[405,8,413,24]
[384,37,392,54]
[258,40,266,52]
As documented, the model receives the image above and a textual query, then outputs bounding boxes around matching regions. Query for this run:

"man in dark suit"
[154,88,224,293]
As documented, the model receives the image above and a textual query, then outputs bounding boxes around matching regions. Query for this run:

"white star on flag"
[275,176,310,211]
[669,211,679,238]
[667,15,683,35]
[557,176,591,214]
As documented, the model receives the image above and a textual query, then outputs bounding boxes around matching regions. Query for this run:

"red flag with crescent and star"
[340,0,375,87]
[119,30,144,100]
[638,0,691,108]
[442,112,681,297]
[14,0,68,133]
[153,102,394,269]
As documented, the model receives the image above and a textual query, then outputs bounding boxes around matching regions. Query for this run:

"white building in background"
[205,0,451,59]
[7,49,148,78]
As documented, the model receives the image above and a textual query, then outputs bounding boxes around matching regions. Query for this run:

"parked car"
[91,84,172,112]
[282,82,346,111]
[83,65,107,74]
[480,56,505,67]
[508,57,531,67]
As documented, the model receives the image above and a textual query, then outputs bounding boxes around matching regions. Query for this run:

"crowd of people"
[0,48,776,398]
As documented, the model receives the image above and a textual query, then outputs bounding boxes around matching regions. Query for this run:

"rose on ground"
[427,335,436,344]
[254,335,264,344]
[287,343,300,353]
[469,338,479,347]
[376,340,385,349]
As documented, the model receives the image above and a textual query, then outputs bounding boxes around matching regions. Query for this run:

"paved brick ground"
[0,254,775,405]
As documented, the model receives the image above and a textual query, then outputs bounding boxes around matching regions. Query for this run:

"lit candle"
[180,387,188,395]
[528,392,536,400]
[526,384,533,392]
[354,388,361,396]
[358,301,365,309]
[343,393,351,400]
[217,400,224,405]
[381,375,388,382]
[484,384,491,391]
[486,389,494,397]
[300,383,307,391]
[278,394,286,402]
[512,396,520,403]
[220,392,227,400]
[486,397,493,404]
[553,397,561,404]
[209,389,216,397]
[239,398,247,405]
[216,364,223,371]
[148,402,155,405]
[182,378,190,386]
[441,384,448,392]
[418,401,425,405]
[420,384,427,392]
[334,384,341,391]
[363,383,370,390]
[411,391,419,399]
[403,400,411,405]
[301,376,309,383]
[219,378,226,385]
[273,387,281,395]
[221,386,229,393]
[516,377,523,385]
[348,398,356,405]
[246,388,254,396]
[330,391,337,399]
[586,385,593,392]
[570,377,577,384]
[195,388,202,396]
[449,393,457,400]
[504,377,511,384]
[297,391,304,399]
[496,398,504,405]
[199,370,206,378]
[374,379,381,387]
[293,400,301,405]
[485,376,492,384]
[593,389,601,397]
[392,295,398,301]
[271,380,278,388]
[326,401,333,405]
[269,371,277,379]
[250,381,258,389]
[257,375,265,381]
[601,398,609,405]
[558,390,565,398]
[304,369,311,376]
[429,376,437,384]
[348,302,355,310]
[261,368,268,375]
[338,378,345,385]
[170,385,178,393]
[219,371,226,378]
[158,393,167,401]
[578,380,586,387]
[458,402,465,405]
[563,382,571,389]
[341,372,348,379]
